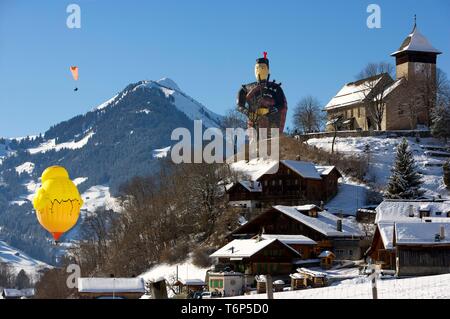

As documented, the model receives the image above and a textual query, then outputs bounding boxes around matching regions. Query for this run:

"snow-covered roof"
[395,222,450,245]
[238,181,262,192]
[381,78,405,99]
[315,165,337,176]
[391,25,442,56]
[318,250,335,258]
[230,158,279,181]
[77,278,145,293]
[378,223,395,250]
[176,279,206,286]
[290,273,307,279]
[296,204,321,211]
[325,74,385,110]
[261,234,317,245]
[210,238,300,259]
[280,160,322,180]
[274,205,364,237]
[375,200,450,224]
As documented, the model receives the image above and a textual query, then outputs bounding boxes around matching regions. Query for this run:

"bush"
[160,242,190,265]
[192,247,214,268]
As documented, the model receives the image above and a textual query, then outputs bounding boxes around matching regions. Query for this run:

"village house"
[174,279,206,296]
[367,199,450,275]
[227,160,341,212]
[229,205,365,260]
[209,237,301,287]
[77,277,146,299]
[206,271,245,297]
[325,22,441,132]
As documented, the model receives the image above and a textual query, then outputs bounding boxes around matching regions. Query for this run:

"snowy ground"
[0,240,50,281]
[325,177,369,215]
[229,273,450,299]
[81,185,121,213]
[307,136,449,198]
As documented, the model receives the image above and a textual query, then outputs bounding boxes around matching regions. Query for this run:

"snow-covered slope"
[307,136,449,198]
[0,240,50,279]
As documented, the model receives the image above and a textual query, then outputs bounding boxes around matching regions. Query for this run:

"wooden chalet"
[368,222,450,276]
[227,160,341,209]
[230,205,365,260]
[174,279,206,295]
[209,237,301,288]
[368,199,450,273]
[260,234,318,259]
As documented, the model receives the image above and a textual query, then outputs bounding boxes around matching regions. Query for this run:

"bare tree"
[293,96,324,133]
[356,62,395,130]
[222,108,247,129]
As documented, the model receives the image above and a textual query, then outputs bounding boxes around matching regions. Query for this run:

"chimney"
[230,246,235,254]
[337,219,343,232]
[408,205,414,217]
[440,226,445,240]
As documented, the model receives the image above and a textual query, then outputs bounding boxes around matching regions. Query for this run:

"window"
[264,180,268,187]
[357,107,361,118]
[350,109,354,118]
[287,169,291,175]
[295,179,299,185]
[348,250,353,256]
[436,211,442,216]
[272,180,276,186]
[279,179,282,186]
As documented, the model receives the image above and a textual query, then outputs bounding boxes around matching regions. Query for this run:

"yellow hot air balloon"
[32,166,83,242]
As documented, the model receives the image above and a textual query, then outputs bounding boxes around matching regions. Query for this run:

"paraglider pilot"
[236,52,287,135]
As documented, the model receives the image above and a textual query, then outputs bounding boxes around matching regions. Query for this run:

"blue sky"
[0,0,449,137]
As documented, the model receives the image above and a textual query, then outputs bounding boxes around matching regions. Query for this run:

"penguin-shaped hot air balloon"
[33,166,83,243]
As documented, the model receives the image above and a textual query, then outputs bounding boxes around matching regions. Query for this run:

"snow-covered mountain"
[0,240,50,281]
[0,78,224,263]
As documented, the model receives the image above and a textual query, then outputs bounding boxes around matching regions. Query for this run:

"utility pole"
[266,275,273,299]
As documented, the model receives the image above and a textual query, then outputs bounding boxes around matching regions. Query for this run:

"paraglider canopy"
[70,66,79,81]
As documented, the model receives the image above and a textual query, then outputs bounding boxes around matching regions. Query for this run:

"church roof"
[391,24,441,56]
[325,73,391,110]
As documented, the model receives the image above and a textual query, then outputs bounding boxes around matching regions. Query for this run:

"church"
[325,22,442,132]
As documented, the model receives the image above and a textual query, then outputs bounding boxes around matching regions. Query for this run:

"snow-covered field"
[0,240,50,281]
[81,185,121,213]
[307,136,449,198]
[230,273,450,299]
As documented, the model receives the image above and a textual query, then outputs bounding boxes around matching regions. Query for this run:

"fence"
[230,272,450,299]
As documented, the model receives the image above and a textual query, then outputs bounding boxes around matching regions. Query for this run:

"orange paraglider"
[70,66,79,91]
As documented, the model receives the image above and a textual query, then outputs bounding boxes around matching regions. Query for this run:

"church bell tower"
[391,17,441,82]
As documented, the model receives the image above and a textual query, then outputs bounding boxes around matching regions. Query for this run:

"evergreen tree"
[15,269,31,289]
[431,103,450,141]
[385,138,424,199]
[444,160,450,190]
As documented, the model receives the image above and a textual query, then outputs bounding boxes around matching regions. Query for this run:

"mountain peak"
[156,78,181,92]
